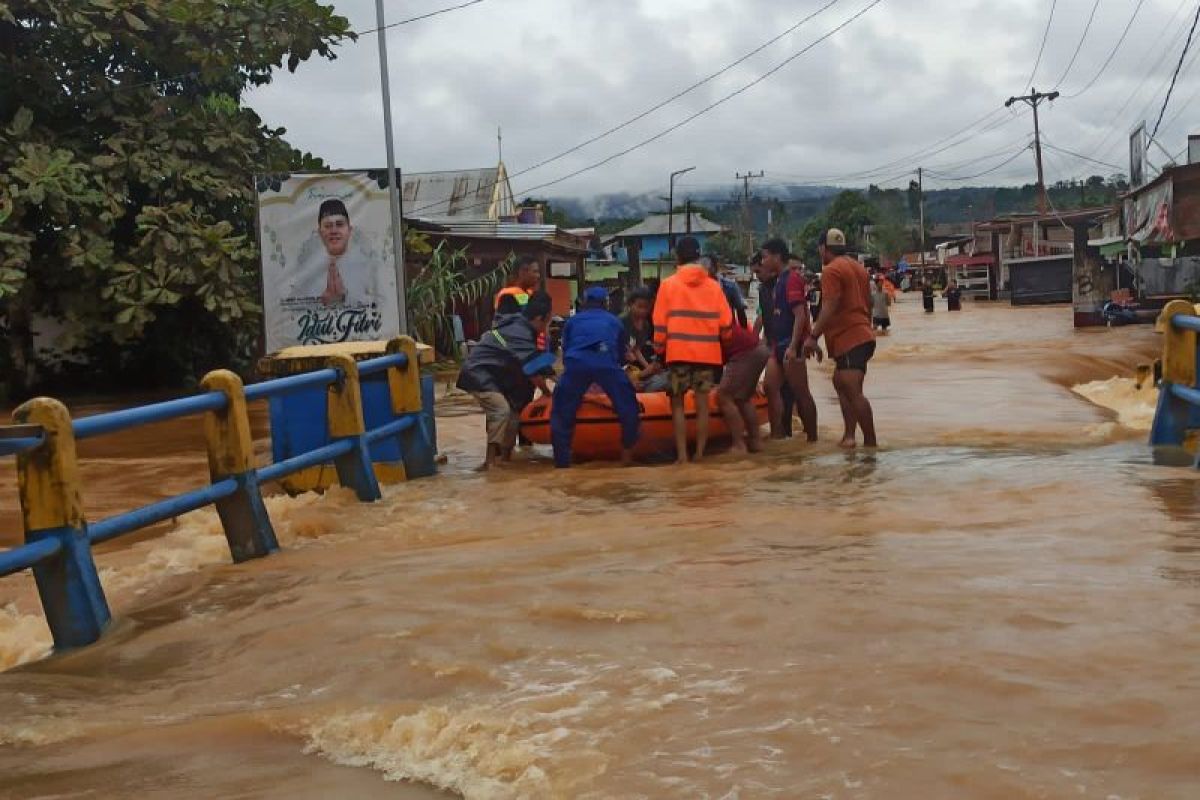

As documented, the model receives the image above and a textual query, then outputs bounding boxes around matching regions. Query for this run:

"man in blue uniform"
[551,287,641,468]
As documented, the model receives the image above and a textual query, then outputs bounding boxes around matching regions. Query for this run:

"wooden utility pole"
[736,170,764,258]
[1005,88,1059,216]
[917,166,926,266]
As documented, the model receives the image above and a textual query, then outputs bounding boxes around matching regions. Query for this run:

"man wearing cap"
[551,286,640,467]
[291,198,379,308]
[802,228,878,448]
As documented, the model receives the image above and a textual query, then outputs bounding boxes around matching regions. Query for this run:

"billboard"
[1129,124,1147,189]
[256,172,400,352]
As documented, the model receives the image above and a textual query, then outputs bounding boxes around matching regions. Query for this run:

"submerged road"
[1,300,1197,799]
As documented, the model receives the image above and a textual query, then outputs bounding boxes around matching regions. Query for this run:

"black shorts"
[834,340,876,373]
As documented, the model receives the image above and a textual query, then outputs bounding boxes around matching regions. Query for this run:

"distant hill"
[549,177,1126,228]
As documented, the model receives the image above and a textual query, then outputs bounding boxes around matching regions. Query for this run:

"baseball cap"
[584,286,609,305]
[819,228,847,248]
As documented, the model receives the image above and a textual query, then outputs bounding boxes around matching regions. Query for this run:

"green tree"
[824,190,876,247]
[0,0,351,397]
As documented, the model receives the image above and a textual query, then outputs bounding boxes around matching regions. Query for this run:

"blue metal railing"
[0,340,435,653]
[73,392,228,440]
[1150,303,1200,461]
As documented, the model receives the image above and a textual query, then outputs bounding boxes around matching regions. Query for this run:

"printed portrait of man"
[287,198,380,308]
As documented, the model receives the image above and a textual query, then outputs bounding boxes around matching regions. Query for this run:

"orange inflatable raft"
[520,390,769,460]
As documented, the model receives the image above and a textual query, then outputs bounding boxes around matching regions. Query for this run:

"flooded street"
[2,299,1199,799]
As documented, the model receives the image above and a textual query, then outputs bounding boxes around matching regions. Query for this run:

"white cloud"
[245,0,1200,201]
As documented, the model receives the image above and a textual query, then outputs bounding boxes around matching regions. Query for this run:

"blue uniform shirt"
[562,307,625,368]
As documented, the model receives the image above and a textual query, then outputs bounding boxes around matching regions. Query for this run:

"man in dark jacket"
[551,286,640,467]
[457,291,555,468]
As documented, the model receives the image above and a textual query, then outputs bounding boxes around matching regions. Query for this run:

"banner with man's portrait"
[256,172,401,352]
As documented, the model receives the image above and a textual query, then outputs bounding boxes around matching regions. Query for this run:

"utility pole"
[917,166,926,266]
[1005,87,1059,216]
[736,170,764,258]
[374,0,408,334]
[667,166,696,258]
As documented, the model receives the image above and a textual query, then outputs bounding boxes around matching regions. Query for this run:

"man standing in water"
[552,287,640,468]
[802,229,877,448]
[653,237,732,464]
[871,273,893,333]
[456,292,556,469]
[945,280,963,311]
[762,239,818,442]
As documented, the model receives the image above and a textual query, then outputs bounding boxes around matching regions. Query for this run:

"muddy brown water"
[1,300,1198,799]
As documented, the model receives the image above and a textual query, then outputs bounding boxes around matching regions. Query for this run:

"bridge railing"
[1150,300,1200,458]
[1,337,435,652]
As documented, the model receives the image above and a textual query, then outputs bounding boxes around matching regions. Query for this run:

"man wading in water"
[802,229,878,448]
[653,237,732,464]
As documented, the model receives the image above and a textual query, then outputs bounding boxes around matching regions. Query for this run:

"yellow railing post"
[384,336,437,479]
[1159,299,1197,387]
[12,398,110,649]
[325,354,382,501]
[199,370,278,562]
[386,336,423,415]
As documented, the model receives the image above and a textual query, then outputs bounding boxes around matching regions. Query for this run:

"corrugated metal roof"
[401,164,516,220]
[611,213,726,238]
[408,217,590,252]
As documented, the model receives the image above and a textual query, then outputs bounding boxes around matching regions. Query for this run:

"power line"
[1027,0,1059,89]
[503,0,844,183]
[77,0,487,95]
[770,106,1025,186]
[924,145,1032,182]
[408,0,886,218]
[1062,0,1149,98]
[1150,0,1200,141]
[1075,0,1194,158]
[354,0,487,35]
[1040,140,1123,171]
[1054,0,1102,89]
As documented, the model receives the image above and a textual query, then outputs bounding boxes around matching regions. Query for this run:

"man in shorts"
[762,239,818,442]
[718,317,769,455]
[456,292,556,468]
[802,229,877,448]
[653,237,732,464]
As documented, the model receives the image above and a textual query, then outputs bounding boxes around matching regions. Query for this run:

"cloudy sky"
[246,0,1200,201]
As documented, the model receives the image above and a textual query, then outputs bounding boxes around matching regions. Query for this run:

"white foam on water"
[301,706,607,800]
[0,604,51,671]
[1072,377,1158,431]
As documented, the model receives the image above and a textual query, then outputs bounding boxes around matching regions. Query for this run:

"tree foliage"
[406,242,511,357]
[0,0,351,396]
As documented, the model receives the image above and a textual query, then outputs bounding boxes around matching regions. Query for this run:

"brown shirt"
[820,256,875,357]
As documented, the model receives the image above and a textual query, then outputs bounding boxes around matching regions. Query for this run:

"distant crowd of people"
[457,231,880,469]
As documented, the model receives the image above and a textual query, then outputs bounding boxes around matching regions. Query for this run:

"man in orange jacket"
[653,236,733,464]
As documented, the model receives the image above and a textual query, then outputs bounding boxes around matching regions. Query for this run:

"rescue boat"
[519,390,769,460]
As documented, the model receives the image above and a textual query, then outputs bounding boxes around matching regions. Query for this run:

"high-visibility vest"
[494,286,530,310]
[652,265,733,366]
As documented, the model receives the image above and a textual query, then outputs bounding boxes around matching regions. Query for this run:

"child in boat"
[456,291,555,469]
[653,237,733,464]
[620,287,669,392]
[552,287,640,468]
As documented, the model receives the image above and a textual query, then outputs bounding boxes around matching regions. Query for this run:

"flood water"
[2,299,1198,799]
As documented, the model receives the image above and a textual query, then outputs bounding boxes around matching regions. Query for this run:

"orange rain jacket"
[652,264,733,366]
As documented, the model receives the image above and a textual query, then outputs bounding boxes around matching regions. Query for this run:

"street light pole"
[374,0,408,335]
[668,166,696,257]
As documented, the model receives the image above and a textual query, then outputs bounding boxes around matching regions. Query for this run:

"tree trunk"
[5,294,37,400]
